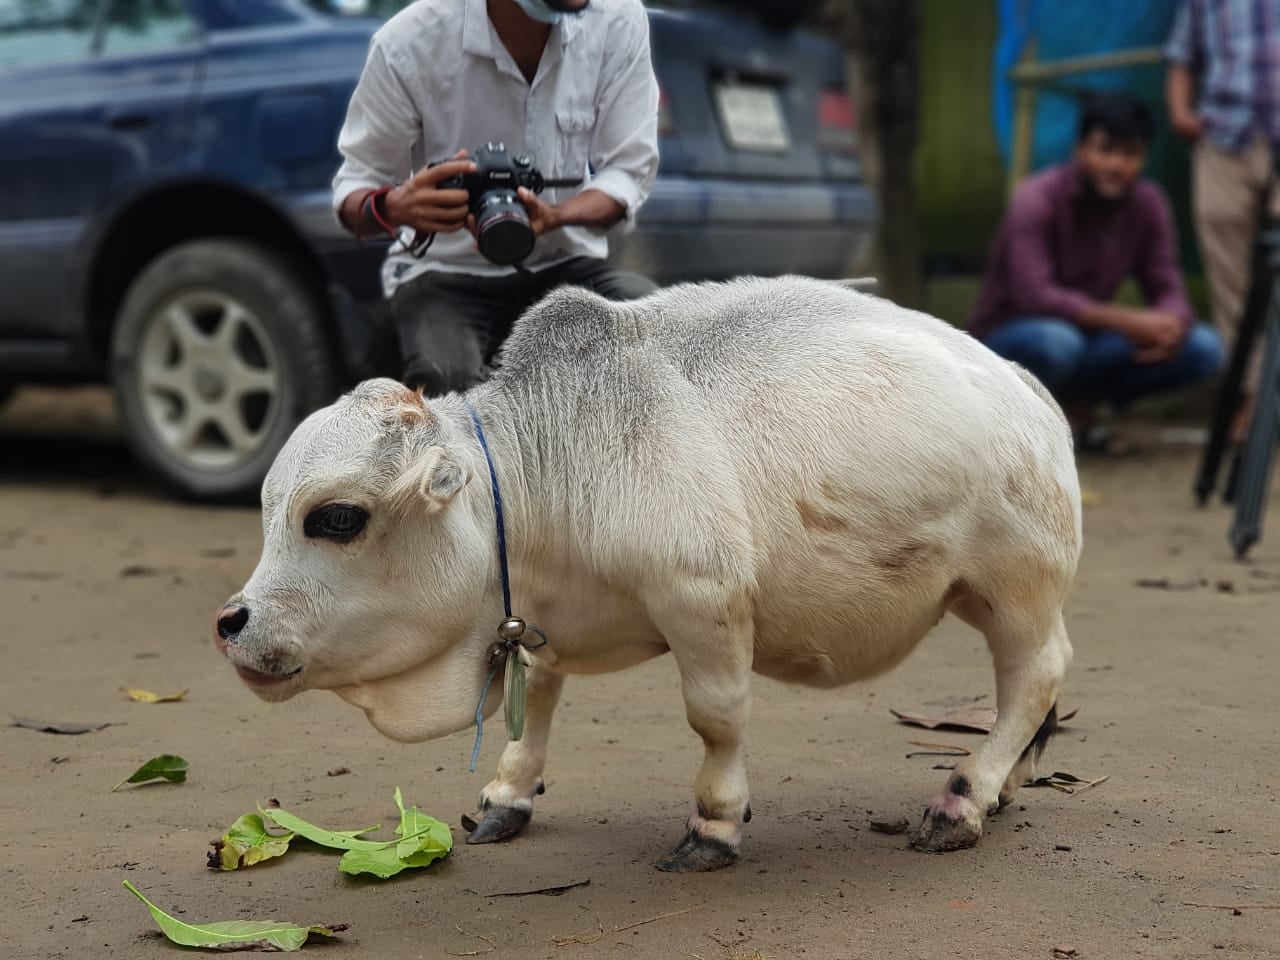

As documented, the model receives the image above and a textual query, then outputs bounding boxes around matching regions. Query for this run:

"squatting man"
[333,0,661,393]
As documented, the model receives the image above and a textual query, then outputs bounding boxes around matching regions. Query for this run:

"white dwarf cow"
[215,275,1080,872]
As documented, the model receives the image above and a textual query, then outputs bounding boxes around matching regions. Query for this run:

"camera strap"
[361,187,436,258]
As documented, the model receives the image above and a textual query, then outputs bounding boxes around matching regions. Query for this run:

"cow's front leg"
[464,661,564,844]
[652,584,754,873]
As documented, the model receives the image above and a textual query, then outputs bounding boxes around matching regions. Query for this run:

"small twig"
[549,917,605,946]
[1025,772,1109,795]
[487,878,591,898]
[448,924,497,956]
[1183,902,1280,911]
[906,740,973,754]
[612,908,693,933]
[905,739,973,760]
[550,908,692,947]
[1072,775,1110,796]
[1026,777,1075,794]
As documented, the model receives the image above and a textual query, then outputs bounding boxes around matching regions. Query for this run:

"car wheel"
[110,239,339,503]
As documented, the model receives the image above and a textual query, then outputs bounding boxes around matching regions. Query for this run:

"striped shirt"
[1165,0,1280,152]
[332,0,660,294]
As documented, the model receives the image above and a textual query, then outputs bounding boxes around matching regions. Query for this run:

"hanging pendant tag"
[504,649,527,742]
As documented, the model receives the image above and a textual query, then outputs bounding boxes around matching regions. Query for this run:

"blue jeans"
[981,317,1224,410]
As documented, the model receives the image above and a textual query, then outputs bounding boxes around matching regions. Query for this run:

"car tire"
[110,238,339,503]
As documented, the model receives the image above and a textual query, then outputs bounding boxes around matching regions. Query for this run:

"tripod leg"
[1223,446,1243,505]
[1198,338,1252,506]
[1228,287,1280,558]
[1195,220,1274,506]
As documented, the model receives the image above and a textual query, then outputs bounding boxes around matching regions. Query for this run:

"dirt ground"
[2,386,1278,960]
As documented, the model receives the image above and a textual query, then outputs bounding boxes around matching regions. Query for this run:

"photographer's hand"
[516,187,625,236]
[383,150,477,234]
[515,187,564,236]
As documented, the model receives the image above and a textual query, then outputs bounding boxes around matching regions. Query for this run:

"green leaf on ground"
[338,787,451,878]
[393,785,452,859]
[112,754,188,791]
[122,880,346,952]
[209,813,295,871]
[335,845,414,878]
[258,802,386,851]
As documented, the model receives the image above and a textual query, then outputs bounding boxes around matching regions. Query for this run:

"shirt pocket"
[554,105,597,182]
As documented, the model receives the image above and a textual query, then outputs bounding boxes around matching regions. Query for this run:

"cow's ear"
[388,446,468,514]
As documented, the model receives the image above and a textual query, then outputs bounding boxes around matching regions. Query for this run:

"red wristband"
[359,187,397,241]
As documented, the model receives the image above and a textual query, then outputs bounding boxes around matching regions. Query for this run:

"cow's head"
[214,378,501,742]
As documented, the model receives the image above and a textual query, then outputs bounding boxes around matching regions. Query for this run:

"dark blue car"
[0,0,875,500]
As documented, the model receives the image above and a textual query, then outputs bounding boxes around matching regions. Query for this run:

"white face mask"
[513,0,581,24]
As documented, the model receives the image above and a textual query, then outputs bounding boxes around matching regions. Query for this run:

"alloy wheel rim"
[136,289,282,473]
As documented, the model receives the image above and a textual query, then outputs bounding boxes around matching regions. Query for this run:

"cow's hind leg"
[464,662,564,844]
[913,600,1071,853]
[649,579,754,873]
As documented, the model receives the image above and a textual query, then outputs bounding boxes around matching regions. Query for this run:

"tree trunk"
[825,0,922,309]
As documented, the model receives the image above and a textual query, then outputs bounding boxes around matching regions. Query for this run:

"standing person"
[1165,0,1280,444]
[967,91,1223,456]
[333,0,661,394]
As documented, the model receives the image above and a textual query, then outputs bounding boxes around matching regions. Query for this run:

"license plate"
[713,81,791,153]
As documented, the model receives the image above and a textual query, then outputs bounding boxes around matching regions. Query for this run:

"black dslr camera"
[430,141,582,266]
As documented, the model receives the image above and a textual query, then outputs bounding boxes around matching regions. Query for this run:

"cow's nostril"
[217,605,250,640]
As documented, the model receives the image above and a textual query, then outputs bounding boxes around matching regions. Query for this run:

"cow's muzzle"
[213,602,304,689]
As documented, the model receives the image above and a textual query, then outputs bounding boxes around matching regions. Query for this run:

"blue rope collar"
[464,400,546,771]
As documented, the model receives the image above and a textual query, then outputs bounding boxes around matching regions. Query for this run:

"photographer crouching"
[333,0,661,394]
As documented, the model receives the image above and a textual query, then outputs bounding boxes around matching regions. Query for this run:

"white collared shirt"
[332,0,660,294]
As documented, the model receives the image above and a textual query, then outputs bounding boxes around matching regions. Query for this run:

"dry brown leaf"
[893,705,1078,734]
[890,706,998,733]
[1134,576,1207,591]
[10,715,119,735]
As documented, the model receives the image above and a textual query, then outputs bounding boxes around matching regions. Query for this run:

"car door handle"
[107,112,154,131]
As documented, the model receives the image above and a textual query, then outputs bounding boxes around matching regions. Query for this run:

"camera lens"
[474,189,536,265]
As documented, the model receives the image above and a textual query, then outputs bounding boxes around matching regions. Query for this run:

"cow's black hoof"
[910,805,982,853]
[461,805,531,844]
[654,829,738,873]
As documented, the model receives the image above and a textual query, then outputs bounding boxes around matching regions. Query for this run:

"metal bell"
[497,616,526,641]
[485,640,507,665]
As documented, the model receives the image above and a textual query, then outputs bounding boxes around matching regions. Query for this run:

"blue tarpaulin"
[992,0,1183,172]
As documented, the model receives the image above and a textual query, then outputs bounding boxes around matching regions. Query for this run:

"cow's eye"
[304,503,368,541]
